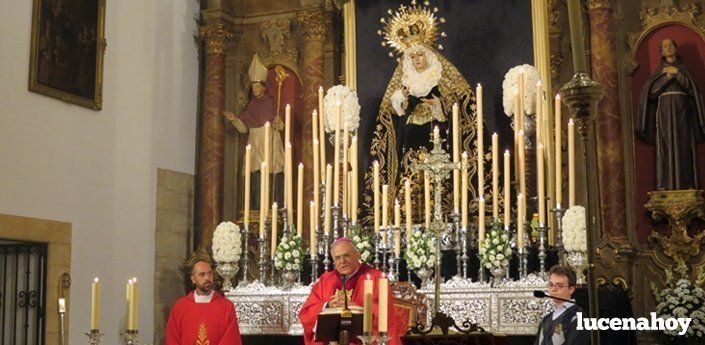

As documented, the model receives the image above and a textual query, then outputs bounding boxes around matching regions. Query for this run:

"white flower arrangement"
[323,85,361,133]
[481,223,512,270]
[212,221,242,263]
[502,64,541,117]
[651,270,705,343]
[405,230,437,270]
[562,205,587,252]
[350,229,374,263]
[274,235,304,271]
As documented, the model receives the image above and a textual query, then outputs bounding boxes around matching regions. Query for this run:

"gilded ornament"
[378,0,445,55]
[200,24,233,56]
[297,11,327,42]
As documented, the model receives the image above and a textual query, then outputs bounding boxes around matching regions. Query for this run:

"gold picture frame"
[28,0,106,110]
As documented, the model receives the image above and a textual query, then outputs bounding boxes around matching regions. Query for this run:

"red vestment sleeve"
[298,275,332,345]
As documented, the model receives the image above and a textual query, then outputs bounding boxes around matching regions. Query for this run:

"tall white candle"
[555,94,562,207]
[333,102,341,206]
[313,139,320,221]
[461,151,469,229]
[478,198,486,245]
[568,119,576,207]
[259,162,267,239]
[271,202,278,258]
[452,104,460,212]
[310,201,317,258]
[319,87,326,180]
[517,194,525,248]
[264,121,271,198]
[91,277,100,330]
[537,144,546,225]
[244,145,252,227]
[378,276,388,332]
[491,133,499,219]
[374,161,380,233]
[425,171,431,228]
[351,136,359,223]
[405,179,412,244]
[476,84,484,198]
[503,150,511,227]
[297,163,304,236]
[382,185,389,229]
[325,164,332,235]
[342,123,349,214]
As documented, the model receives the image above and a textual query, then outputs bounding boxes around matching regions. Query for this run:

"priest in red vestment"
[298,238,406,345]
[166,259,242,345]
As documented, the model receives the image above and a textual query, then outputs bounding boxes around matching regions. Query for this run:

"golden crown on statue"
[378,0,446,57]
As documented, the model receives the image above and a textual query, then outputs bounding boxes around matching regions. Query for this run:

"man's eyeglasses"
[547,283,572,290]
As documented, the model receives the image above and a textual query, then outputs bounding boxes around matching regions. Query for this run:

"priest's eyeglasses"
[333,253,353,262]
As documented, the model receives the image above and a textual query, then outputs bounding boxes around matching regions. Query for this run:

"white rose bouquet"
[651,269,705,343]
[481,223,512,270]
[405,230,437,270]
[562,205,587,252]
[323,85,361,133]
[350,228,374,263]
[502,64,541,118]
[274,235,305,271]
[212,221,242,263]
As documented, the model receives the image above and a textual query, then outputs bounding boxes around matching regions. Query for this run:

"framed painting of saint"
[28,0,106,110]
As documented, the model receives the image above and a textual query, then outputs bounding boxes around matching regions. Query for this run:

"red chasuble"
[166,291,242,345]
[298,264,405,345]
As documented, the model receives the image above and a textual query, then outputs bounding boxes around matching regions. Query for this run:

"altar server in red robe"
[166,259,242,345]
[298,237,405,345]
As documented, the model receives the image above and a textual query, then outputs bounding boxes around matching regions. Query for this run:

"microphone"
[533,290,617,314]
[341,276,349,310]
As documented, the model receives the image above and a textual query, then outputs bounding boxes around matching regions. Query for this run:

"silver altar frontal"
[226,274,552,336]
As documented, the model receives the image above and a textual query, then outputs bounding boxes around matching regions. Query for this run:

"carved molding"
[627,1,705,54]
[548,0,561,27]
[200,23,234,56]
[259,19,299,67]
[587,0,613,11]
[297,10,327,42]
[550,52,564,80]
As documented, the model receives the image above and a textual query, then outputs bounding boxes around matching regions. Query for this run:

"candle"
[433,126,440,143]
[478,198,486,245]
[285,142,293,221]
[318,87,326,180]
[244,145,252,227]
[461,151,468,229]
[513,93,520,174]
[313,139,320,220]
[333,102,341,206]
[476,84,484,198]
[491,133,499,219]
[424,171,431,228]
[363,276,373,333]
[126,279,132,329]
[264,121,271,189]
[394,199,401,257]
[503,150,511,227]
[452,104,460,212]
[312,110,319,177]
[271,202,278,258]
[378,276,388,332]
[536,81,543,146]
[568,119,576,207]
[566,0,587,73]
[518,73,525,134]
[129,278,138,330]
[517,194,525,248]
[285,104,291,149]
[382,185,389,229]
[518,131,526,201]
[555,95,562,207]
[537,144,546,225]
[310,201,317,258]
[374,161,380,233]
[91,277,100,330]
[259,162,267,238]
[405,179,412,244]
[394,199,401,228]
[297,163,304,236]
[351,136,359,223]
[342,123,349,213]
[325,164,332,235]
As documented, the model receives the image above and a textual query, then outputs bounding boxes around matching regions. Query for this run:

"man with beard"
[636,38,705,190]
[166,259,242,345]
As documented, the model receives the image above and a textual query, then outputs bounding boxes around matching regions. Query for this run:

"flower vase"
[490,266,507,283]
[415,267,432,289]
[216,261,239,291]
[566,251,588,285]
[281,270,300,290]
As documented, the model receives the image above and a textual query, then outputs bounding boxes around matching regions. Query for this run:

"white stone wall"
[0,0,199,343]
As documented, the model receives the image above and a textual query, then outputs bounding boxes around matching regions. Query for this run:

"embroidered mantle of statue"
[636,38,705,191]
[363,2,478,223]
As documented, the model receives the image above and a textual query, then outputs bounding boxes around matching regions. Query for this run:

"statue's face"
[331,242,361,277]
[252,82,266,98]
[409,50,428,71]
[661,39,677,58]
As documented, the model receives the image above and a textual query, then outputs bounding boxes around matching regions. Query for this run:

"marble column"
[297,10,327,238]
[197,23,233,249]
[588,0,627,240]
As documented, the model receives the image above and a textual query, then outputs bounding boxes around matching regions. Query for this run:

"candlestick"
[297,163,304,236]
[91,277,100,330]
[517,194,525,248]
[85,329,104,345]
[492,133,499,219]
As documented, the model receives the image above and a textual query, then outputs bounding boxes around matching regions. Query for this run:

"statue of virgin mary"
[363,2,480,224]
